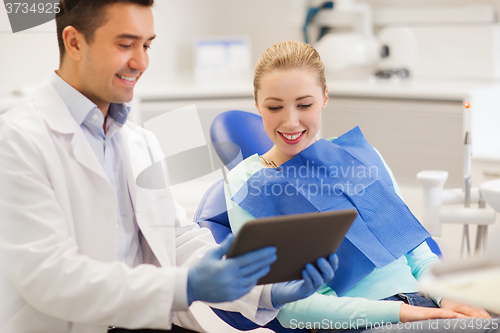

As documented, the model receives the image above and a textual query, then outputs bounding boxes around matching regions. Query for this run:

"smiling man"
[0,1,338,333]
[56,1,154,114]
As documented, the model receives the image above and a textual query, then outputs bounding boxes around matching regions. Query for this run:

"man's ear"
[62,26,85,62]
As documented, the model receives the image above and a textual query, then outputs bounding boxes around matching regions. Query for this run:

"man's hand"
[440,298,491,319]
[187,234,277,304]
[270,253,338,308]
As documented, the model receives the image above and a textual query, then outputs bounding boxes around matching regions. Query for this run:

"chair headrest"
[193,179,230,227]
[210,110,273,170]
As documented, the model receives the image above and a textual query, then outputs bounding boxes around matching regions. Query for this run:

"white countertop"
[3,76,500,110]
[134,74,254,101]
[135,83,253,101]
[135,75,500,102]
[327,77,500,101]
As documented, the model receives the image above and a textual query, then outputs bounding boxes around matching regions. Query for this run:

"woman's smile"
[278,130,306,144]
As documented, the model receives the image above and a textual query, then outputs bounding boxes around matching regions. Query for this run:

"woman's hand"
[399,303,467,323]
[440,298,491,319]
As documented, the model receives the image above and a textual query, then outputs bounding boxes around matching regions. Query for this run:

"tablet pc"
[226,209,357,285]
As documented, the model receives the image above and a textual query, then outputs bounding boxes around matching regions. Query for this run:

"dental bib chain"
[259,155,281,172]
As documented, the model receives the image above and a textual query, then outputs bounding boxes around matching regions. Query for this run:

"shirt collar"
[108,103,130,125]
[49,72,130,126]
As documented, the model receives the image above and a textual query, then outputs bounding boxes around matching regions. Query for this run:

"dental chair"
[194,110,441,332]
[195,111,303,332]
[210,110,273,171]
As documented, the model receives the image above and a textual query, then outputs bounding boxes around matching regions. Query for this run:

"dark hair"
[56,0,154,61]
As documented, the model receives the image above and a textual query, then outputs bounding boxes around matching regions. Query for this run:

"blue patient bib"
[231,127,430,296]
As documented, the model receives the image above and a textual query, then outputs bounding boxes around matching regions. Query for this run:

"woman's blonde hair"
[254,41,327,103]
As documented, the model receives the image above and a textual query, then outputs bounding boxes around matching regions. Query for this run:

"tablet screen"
[226,209,357,284]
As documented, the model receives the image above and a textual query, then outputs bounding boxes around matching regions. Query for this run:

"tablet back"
[226,209,357,285]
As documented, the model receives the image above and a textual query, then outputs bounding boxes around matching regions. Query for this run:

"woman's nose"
[283,110,300,129]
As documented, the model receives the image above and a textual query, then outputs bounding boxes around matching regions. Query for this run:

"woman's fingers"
[468,304,492,319]
[440,298,491,319]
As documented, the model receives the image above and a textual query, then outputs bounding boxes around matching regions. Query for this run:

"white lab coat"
[0,82,276,333]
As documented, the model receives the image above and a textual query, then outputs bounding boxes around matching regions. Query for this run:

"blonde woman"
[224,41,497,333]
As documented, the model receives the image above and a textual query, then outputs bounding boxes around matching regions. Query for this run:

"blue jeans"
[381,292,439,308]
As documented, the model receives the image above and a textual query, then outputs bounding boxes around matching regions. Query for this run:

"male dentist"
[0,0,338,332]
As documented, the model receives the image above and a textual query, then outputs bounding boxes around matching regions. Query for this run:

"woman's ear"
[322,87,329,110]
[253,93,261,114]
[255,102,261,114]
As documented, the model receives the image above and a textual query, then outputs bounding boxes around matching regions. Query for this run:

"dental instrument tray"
[226,209,357,285]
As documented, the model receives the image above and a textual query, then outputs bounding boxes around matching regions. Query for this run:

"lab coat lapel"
[120,123,176,267]
[33,81,110,183]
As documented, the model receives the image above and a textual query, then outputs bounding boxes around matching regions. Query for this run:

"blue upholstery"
[194,179,231,244]
[211,308,305,332]
[425,238,442,258]
[210,110,273,170]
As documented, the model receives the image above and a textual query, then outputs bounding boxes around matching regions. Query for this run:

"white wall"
[366,0,500,10]
[0,0,305,91]
[3,0,500,91]
[140,0,306,86]
[0,11,59,91]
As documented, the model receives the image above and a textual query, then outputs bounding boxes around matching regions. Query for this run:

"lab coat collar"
[32,81,80,135]
[32,81,110,182]
[119,121,140,211]
[119,122,176,267]
[49,72,97,126]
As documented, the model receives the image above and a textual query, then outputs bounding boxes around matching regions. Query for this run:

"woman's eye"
[298,104,313,109]
[144,45,151,50]
[268,106,282,111]
[120,44,132,49]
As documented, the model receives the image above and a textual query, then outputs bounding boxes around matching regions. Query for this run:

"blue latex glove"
[187,234,277,304]
[271,253,339,308]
